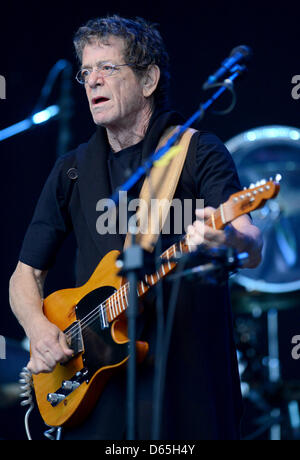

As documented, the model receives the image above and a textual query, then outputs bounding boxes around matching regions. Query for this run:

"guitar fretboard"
[105,235,191,323]
[104,202,231,323]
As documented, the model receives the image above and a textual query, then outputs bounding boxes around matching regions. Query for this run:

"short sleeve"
[195,132,242,208]
[19,155,74,270]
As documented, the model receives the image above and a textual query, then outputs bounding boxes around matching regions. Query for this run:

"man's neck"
[106,104,153,153]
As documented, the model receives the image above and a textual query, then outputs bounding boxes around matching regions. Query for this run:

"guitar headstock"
[227,175,281,219]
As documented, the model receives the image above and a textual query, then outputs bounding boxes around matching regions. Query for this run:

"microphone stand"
[118,229,144,440]
[56,62,73,157]
[0,105,60,142]
[167,248,249,282]
[0,59,73,143]
[112,64,248,441]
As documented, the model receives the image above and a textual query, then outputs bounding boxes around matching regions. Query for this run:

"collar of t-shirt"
[107,139,145,199]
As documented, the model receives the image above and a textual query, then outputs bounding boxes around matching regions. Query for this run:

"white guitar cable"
[19,367,63,440]
[19,367,34,440]
[44,426,63,440]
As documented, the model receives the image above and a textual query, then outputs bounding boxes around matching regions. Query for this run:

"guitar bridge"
[64,320,84,358]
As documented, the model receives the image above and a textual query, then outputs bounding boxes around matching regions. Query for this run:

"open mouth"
[92,96,110,105]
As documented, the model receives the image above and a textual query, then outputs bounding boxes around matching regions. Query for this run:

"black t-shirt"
[18,113,243,440]
[19,130,241,280]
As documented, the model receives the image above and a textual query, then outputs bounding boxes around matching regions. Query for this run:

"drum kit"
[226,125,300,440]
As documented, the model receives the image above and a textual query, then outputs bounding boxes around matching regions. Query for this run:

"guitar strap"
[124,126,197,252]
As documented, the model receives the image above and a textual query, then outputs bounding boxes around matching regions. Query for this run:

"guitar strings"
[65,283,129,340]
[65,245,180,343]
[62,259,121,337]
[64,240,185,343]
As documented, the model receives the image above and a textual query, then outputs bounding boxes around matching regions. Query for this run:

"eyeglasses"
[75,62,133,85]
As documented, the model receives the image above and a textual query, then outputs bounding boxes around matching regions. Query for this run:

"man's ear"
[142,65,160,98]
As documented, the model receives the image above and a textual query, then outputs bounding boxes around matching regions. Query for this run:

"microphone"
[57,61,73,157]
[203,45,252,89]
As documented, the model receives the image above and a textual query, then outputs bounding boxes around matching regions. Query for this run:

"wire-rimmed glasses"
[75,63,133,84]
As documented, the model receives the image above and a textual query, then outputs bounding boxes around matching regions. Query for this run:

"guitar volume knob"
[62,380,80,391]
[47,393,66,407]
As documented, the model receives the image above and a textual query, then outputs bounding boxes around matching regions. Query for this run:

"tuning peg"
[249,183,255,189]
[275,174,282,182]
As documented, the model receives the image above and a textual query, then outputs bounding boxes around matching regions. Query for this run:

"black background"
[0,0,300,440]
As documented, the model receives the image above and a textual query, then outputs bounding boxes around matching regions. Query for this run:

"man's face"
[81,36,147,129]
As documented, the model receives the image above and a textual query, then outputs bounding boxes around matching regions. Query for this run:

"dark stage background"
[0,1,299,440]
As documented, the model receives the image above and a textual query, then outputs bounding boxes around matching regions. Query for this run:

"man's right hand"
[27,317,73,374]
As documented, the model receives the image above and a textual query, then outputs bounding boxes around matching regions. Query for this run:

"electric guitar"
[32,178,280,428]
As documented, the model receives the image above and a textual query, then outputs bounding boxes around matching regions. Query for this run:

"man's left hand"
[187,207,263,269]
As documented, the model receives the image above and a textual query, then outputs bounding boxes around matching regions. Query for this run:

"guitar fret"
[123,286,128,309]
[113,295,118,315]
[111,296,117,318]
[124,284,129,306]
[108,297,113,319]
[106,299,111,321]
[107,298,110,320]
[118,292,123,312]
[117,292,122,313]
[121,291,125,311]
[110,298,114,320]
[123,286,128,308]
[120,288,125,311]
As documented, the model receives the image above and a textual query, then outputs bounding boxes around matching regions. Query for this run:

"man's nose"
[87,70,105,87]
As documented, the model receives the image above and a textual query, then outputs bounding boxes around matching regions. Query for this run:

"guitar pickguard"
[75,286,129,378]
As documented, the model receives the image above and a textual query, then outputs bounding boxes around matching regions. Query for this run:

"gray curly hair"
[73,15,170,109]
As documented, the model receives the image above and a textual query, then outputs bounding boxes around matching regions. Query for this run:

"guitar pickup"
[64,320,84,359]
